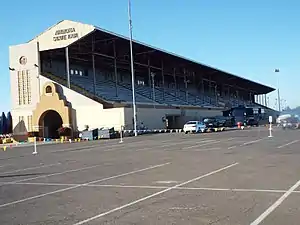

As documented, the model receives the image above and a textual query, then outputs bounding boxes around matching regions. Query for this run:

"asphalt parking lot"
[0,127,300,225]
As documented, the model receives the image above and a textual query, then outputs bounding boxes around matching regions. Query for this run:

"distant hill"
[282,106,300,116]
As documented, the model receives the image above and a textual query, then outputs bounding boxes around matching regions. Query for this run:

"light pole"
[151,72,155,108]
[275,69,281,112]
[128,0,137,136]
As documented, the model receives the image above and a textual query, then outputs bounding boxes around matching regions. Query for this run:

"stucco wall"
[9,41,40,111]
[40,76,127,131]
[124,107,223,130]
[30,20,95,51]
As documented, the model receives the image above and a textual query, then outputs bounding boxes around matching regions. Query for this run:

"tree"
[0,115,2,135]
[1,112,6,134]
[6,112,12,134]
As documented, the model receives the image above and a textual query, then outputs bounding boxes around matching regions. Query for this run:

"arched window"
[45,85,52,93]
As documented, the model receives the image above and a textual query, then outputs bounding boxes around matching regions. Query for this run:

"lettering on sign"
[53,28,79,42]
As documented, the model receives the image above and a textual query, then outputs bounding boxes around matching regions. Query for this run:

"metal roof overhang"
[55,26,275,95]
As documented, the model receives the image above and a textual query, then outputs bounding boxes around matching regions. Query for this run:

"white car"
[183,121,207,134]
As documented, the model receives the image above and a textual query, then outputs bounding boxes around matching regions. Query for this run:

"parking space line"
[182,141,220,150]
[73,162,239,225]
[3,182,300,195]
[277,140,299,149]
[177,187,287,193]
[0,164,11,168]
[160,139,213,148]
[0,162,170,208]
[0,163,61,175]
[250,178,300,225]
[0,164,103,187]
[190,147,221,152]
[241,138,265,146]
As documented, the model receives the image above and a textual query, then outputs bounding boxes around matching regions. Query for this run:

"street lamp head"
[9,67,15,71]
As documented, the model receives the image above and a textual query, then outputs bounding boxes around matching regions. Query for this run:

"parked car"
[203,118,219,129]
[244,118,259,127]
[215,116,235,127]
[183,121,207,134]
[281,117,300,129]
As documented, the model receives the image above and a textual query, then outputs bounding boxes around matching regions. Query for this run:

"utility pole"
[128,0,137,136]
[275,69,281,112]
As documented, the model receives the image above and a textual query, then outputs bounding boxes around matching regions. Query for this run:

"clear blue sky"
[1,0,299,112]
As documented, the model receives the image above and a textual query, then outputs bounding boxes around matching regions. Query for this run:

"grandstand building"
[9,20,275,139]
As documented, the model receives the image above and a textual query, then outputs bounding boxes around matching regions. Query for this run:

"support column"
[148,58,151,99]
[184,69,188,102]
[113,40,118,97]
[161,61,165,100]
[201,78,204,103]
[260,95,262,105]
[173,68,177,97]
[264,94,267,106]
[65,47,70,88]
[92,54,96,95]
[215,84,218,105]
[148,58,151,87]
[92,35,96,95]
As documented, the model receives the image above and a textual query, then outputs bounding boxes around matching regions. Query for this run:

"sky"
[1,0,299,112]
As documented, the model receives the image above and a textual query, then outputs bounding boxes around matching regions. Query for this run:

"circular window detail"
[19,56,27,65]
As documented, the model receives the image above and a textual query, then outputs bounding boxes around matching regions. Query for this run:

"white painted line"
[227,137,236,141]
[0,164,11,168]
[250,178,300,225]
[0,162,170,208]
[228,146,237,149]
[242,138,265,146]
[73,162,239,225]
[176,187,287,193]
[1,182,297,194]
[192,147,221,152]
[51,139,154,153]
[0,164,103,187]
[0,163,61,175]
[182,141,221,150]
[5,182,76,186]
[160,139,213,148]
[133,139,214,152]
[277,140,299,149]
[155,180,179,184]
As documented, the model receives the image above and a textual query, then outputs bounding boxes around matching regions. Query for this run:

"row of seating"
[46,71,255,108]
[71,76,153,103]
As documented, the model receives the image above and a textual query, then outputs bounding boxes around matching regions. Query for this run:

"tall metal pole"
[128,0,137,136]
[275,69,281,112]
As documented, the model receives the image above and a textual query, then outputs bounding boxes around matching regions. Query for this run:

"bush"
[28,131,39,137]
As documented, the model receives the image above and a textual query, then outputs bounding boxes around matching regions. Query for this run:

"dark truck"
[203,116,234,132]
[244,118,259,127]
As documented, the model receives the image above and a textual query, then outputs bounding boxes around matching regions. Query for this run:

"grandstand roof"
[32,20,275,94]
